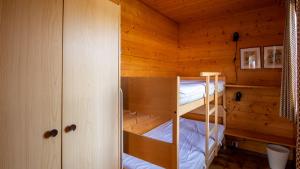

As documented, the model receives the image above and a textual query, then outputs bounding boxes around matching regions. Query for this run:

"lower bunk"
[123,117,225,169]
[122,74,226,169]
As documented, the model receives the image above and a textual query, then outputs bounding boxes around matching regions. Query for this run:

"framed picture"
[240,47,261,69]
[263,45,283,68]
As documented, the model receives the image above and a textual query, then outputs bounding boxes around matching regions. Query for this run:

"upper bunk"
[177,72,225,116]
[122,72,226,121]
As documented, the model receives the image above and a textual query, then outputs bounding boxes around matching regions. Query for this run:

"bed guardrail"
[123,131,174,168]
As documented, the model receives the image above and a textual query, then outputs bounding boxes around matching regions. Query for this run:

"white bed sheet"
[180,118,225,145]
[123,153,163,169]
[123,118,225,169]
[180,80,225,105]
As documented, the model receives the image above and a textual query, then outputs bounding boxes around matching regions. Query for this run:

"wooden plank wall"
[178,5,284,86]
[121,0,295,154]
[121,0,178,77]
[122,77,177,134]
[178,4,295,152]
[225,86,295,155]
[226,87,295,139]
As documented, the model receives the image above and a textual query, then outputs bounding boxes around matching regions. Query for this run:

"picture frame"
[240,47,261,69]
[263,45,283,68]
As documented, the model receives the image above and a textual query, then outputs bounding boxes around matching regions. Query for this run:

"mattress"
[180,80,225,105]
[123,153,163,169]
[180,118,225,145]
[123,118,225,169]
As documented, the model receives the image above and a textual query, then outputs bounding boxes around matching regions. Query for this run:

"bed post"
[223,76,227,129]
[222,76,227,149]
[214,75,219,156]
[172,76,180,169]
[205,75,210,163]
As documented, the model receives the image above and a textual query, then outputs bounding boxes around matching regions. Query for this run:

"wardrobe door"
[0,0,63,169]
[63,0,120,169]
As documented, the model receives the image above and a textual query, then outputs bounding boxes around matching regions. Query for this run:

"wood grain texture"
[122,78,175,135]
[63,0,120,169]
[226,87,295,140]
[124,131,173,168]
[175,4,295,154]
[110,0,119,5]
[121,0,178,77]
[0,0,63,169]
[122,77,177,144]
[140,0,283,23]
[225,128,295,147]
[225,84,280,89]
[120,0,294,159]
[225,137,295,161]
[123,77,178,168]
[122,77,177,118]
[178,5,284,86]
[123,111,170,135]
[122,76,225,168]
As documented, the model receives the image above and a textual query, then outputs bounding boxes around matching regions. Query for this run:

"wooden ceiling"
[140,0,284,23]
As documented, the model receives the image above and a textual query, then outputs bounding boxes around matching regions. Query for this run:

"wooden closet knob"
[44,129,58,138]
[65,124,77,132]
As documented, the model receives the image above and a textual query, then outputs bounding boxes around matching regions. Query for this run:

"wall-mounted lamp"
[233,32,240,42]
[235,91,242,101]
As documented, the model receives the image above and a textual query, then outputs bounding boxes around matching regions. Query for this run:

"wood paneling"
[225,128,295,147]
[140,0,283,23]
[122,77,179,168]
[0,0,63,169]
[121,0,294,156]
[223,85,295,149]
[122,77,177,117]
[122,77,177,167]
[177,5,295,154]
[123,111,170,135]
[63,0,120,169]
[123,131,173,168]
[110,0,119,5]
[226,87,295,141]
[121,0,178,77]
[178,5,284,86]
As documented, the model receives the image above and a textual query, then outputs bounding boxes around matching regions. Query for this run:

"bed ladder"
[201,72,220,166]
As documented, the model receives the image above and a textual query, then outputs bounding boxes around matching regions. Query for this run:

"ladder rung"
[208,107,216,115]
[207,142,217,156]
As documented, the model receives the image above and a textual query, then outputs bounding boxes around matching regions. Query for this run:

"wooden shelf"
[225,128,295,148]
[225,84,280,89]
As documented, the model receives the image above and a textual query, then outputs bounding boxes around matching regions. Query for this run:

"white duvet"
[123,118,225,169]
[180,80,225,105]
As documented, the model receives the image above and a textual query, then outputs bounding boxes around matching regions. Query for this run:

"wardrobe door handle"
[44,129,58,138]
[65,124,77,133]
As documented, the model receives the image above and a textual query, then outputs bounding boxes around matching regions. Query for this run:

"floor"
[210,147,295,169]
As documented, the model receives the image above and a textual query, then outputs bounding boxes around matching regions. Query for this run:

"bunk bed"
[122,72,227,169]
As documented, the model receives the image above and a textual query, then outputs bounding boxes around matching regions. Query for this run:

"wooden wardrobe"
[0,0,120,169]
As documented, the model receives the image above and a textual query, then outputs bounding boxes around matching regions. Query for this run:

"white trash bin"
[267,144,289,169]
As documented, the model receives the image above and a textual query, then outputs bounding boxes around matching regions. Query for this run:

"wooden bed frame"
[123,72,226,169]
